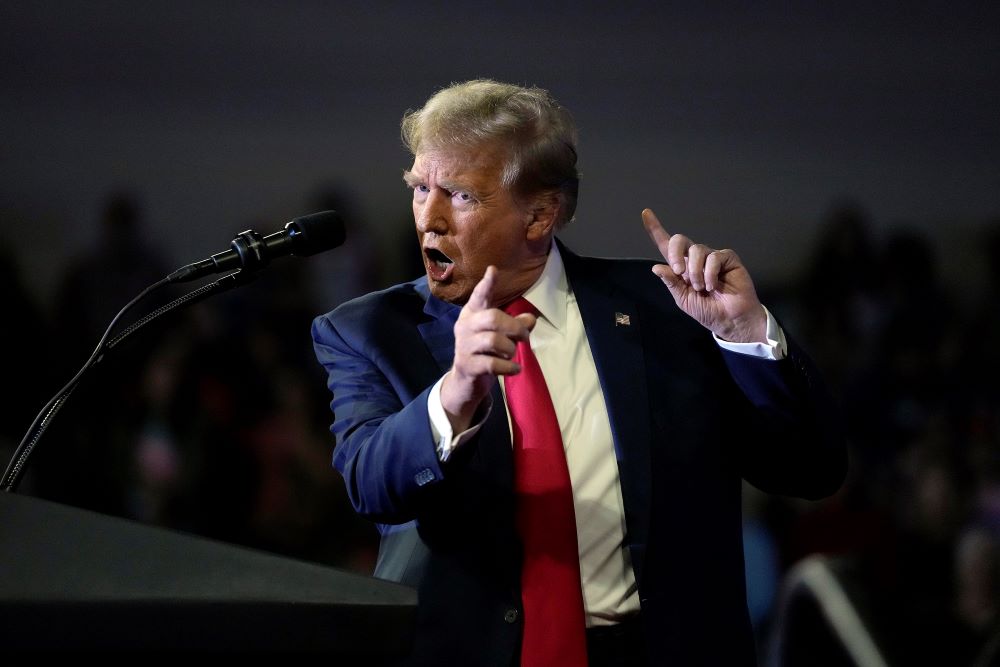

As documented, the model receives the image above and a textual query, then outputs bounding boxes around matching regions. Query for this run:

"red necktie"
[504,297,588,667]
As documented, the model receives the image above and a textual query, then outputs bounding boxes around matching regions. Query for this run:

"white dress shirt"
[427,244,786,626]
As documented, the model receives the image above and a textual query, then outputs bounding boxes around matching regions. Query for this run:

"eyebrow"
[402,170,478,197]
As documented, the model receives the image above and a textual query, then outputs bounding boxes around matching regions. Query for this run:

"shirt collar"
[521,242,569,331]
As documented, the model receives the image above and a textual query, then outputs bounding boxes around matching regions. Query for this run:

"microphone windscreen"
[287,210,346,256]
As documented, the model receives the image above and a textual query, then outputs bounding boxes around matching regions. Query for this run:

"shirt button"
[503,609,519,624]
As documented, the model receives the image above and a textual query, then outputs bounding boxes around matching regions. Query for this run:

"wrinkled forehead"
[411,142,510,182]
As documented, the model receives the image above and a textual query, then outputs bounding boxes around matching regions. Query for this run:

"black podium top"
[0,492,415,656]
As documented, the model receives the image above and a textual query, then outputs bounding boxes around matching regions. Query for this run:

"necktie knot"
[504,296,538,318]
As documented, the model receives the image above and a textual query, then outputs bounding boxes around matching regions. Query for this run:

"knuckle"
[488,332,507,350]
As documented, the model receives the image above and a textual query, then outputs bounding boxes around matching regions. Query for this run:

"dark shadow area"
[755,204,1000,665]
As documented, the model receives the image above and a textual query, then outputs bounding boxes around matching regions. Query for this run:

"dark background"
[2,2,999,663]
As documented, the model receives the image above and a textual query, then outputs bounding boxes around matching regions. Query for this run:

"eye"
[452,190,475,204]
[411,183,429,201]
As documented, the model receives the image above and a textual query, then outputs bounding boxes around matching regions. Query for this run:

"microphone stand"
[1,269,258,493]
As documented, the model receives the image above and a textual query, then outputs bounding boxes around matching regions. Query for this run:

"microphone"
[167,210,346,283]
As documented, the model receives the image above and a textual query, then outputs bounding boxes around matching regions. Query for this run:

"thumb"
[514,312,537,335]
[652,263,681,290]
[651,263,691,303]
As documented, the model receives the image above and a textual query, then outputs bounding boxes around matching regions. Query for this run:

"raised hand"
[642,208,766,344]
[439,265,537,431]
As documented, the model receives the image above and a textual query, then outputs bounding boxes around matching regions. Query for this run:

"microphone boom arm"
[2,209,344,493]
[1,269,257,493]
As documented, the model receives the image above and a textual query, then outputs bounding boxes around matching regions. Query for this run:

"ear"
[524,191,561,242]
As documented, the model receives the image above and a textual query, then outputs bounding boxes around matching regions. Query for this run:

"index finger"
[467,265,497,311]
[642,208,671,257]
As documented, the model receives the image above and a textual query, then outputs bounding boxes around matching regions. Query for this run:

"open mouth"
[424,247,455,281]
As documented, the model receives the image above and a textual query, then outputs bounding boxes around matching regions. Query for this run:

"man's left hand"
[642,208,767,344]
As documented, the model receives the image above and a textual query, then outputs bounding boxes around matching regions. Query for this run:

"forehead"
[410,143,508,182]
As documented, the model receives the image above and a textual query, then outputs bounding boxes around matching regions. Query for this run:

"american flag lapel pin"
[614,312,631,327]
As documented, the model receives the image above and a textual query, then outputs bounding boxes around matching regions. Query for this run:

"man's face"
[404,143,540,305]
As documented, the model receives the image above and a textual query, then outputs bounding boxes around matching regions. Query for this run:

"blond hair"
[401,79,580,226]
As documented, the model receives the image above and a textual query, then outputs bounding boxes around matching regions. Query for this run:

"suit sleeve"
[311,312,447,524]
[720,333,848,500]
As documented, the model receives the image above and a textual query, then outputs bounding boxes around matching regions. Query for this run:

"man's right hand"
[439,265,536,433]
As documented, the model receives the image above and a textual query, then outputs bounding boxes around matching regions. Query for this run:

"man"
[312,80,846,666]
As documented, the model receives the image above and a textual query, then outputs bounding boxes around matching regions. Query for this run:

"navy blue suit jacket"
[311,242,847,666]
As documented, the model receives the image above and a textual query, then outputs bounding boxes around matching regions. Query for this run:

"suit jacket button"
[504,608,519,624]
[414,468,435,486]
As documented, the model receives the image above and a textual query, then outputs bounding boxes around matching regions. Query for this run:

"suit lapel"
[561,242,652,585]
[416,281,460,373]
[414,279,515,490]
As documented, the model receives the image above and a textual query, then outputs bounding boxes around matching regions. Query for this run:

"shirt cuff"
[713,306,787,360]
[427,374,493,462]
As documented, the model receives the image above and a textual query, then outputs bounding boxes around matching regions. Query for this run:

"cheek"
[465,235,511,270]
[453,210,523,267]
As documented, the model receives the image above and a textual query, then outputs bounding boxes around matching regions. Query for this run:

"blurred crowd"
[1,188,400,573]
[754,201,1000,664]
[2,192,998,664]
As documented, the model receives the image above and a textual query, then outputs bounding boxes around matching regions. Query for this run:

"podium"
[0,492,416,657]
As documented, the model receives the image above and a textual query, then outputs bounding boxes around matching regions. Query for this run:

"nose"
[415,188,450,235]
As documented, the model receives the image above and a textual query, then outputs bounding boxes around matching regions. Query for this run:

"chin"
[426,277,471,305]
